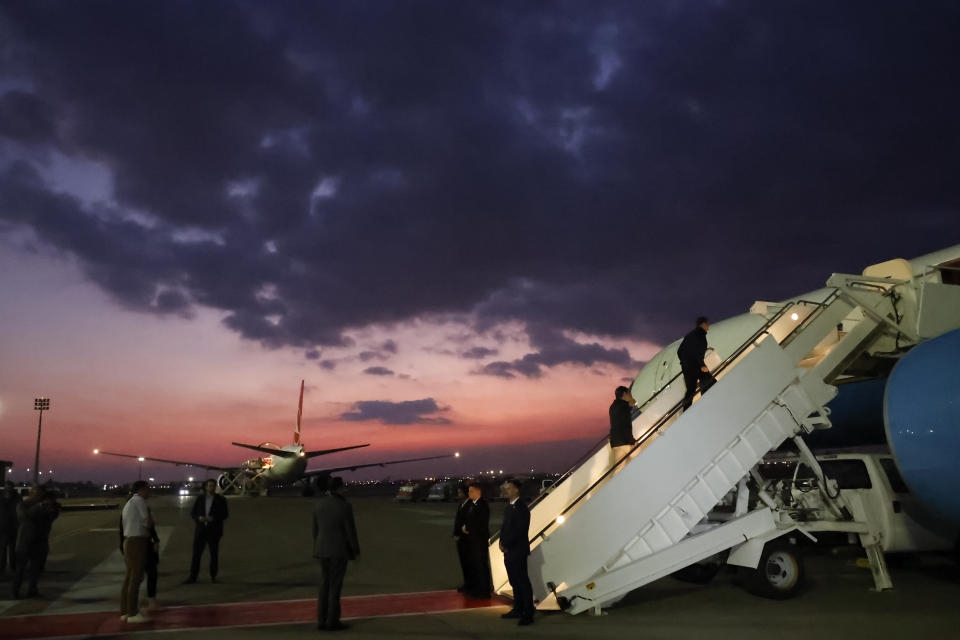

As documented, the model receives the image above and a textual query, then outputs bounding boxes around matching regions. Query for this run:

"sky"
[0,1,958,484]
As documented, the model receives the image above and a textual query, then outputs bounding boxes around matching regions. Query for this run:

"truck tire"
[743,542,805,600]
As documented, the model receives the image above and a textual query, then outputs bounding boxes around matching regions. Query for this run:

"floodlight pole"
[33,397,50,485]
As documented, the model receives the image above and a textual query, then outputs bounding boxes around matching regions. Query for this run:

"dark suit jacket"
[191,493,229,540]
[499,499,531,555]
[453,499,470,538]
[463,498,490,546]
[677,326,708,369]
[0,490,21,532]
[15,498,59,554]
[609,398,635,447]
[312,493,360,560]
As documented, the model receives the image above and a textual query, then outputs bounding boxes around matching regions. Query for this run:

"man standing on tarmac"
[678,316,717,411]
[452,484,472,593]
[499,479,534,626]
[312,476,360,632]
[461,482,491,598]
[11,486,59,600]
[0,481,21,575]
[609,385,637,464]
[119,481,151,623]
[187,479,229,584]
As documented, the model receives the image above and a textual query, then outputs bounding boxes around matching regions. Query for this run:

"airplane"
[94,380,457,495]
[627,243,960,532]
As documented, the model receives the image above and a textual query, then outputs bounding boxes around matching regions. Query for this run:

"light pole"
[33,397,50,485]
[138,457,145,480]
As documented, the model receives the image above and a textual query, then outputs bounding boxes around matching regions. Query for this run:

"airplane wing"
[303,453,454,477]
[93,449,234,472]
[231,442,371,458]
[304,444,370,458]
[231,442,299,458]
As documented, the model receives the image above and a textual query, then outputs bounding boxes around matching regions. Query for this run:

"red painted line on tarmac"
[0,591,510,639]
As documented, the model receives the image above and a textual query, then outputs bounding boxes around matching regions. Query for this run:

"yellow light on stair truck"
[556,515,565,524]
[791,312,799,321]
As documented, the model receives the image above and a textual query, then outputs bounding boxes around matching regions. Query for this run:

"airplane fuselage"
[242,443,308,483]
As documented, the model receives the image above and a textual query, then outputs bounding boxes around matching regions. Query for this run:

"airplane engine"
[884,328,960,526]
[217,471,235,492]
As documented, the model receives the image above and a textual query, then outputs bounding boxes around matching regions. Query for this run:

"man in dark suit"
[187,479,229,583]
[312,476,360,631]
[609,385,637,464]
[460,482,491,598]
[499,479,534,625]
[0,481,22,574]
[678,316,716,410]
[11,486,59,599]
[452,484,472,593]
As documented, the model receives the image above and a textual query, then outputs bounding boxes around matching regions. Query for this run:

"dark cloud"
[461,346,499,359]
[0,1,957,358]
[381,339,398,354]
[362,366,394,376]
[476,323,640,379]
[304,349,320,360]
[319,359,337,370]
[339,398,452,425]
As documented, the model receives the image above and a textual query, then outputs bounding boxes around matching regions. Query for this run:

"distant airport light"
[791,312,799,321]
[148,477,155,482]
[188,476,194,482]
[93,449,100,455]
[454,452,460,457]
[33,397,50,485]
[138,457,145,462]
[298,451,305,457]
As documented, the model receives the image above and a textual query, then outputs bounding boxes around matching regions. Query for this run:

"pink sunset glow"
[0,244,660,483]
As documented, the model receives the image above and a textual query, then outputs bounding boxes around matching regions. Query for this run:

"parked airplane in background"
[94,380,455,495]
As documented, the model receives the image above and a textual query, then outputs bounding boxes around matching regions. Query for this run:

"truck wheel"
[743,542,804,599]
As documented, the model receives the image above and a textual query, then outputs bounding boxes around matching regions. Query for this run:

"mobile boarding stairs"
[488,268,955,615]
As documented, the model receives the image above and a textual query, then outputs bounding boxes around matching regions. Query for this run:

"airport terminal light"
[33,397,50,485]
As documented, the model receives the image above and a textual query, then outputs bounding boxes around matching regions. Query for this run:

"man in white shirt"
[120,481,153,623]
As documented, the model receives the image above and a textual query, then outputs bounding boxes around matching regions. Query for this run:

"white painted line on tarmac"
[43,525,175,615]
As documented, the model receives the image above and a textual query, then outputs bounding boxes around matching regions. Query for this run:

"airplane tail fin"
[295,380,304,445]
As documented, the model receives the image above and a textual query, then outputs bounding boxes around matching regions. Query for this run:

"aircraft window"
[879,458,910,493]
[818,460,872,490]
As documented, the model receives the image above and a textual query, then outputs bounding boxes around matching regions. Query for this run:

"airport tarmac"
[1,494,959,639]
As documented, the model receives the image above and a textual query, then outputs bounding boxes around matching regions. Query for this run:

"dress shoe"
[456,584,467,593]
[518,617,534,626]
[501,610,521,619]
[327,622,350,631]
